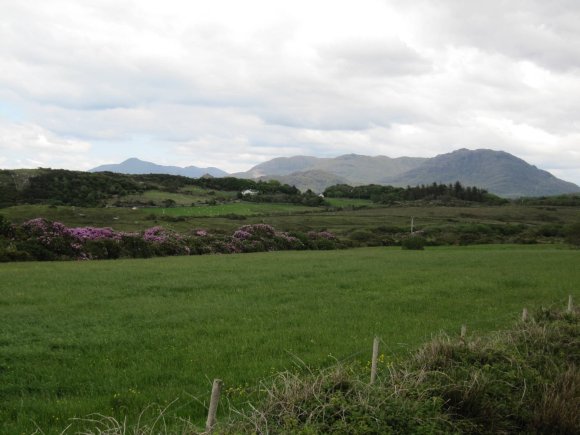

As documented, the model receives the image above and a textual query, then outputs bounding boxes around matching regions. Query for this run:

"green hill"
[385,149,580,198]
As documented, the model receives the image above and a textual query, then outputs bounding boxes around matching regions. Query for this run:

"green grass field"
[1,245,578,433]
[324,197,375,207]
[147,202,319,217]
[111,188,240,207]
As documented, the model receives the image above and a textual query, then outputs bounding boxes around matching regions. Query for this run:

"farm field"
[146,202,319,217]
[1,245,578,433]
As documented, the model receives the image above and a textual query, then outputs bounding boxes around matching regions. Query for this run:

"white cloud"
[0,0,579,185]
[0,120,92,169]
[0,121,91,153]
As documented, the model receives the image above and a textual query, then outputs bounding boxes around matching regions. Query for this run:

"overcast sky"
[1,0,579,184]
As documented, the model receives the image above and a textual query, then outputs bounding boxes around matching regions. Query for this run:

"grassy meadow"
[146,202,319,217]
[1,245,578,433]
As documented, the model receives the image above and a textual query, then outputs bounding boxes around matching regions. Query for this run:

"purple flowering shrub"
[306,230,340,250]
[143,226,190,256]
[19,218,82,260]
[230,224,304,253]
[2,218,338,262]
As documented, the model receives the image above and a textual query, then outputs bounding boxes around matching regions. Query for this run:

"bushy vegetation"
[324,181,506,204]
[222,306,578,434]
[241,188,328,207]
[0,169,307,208]
[401,235,426,250]
[520,194,580,207]
[0,218,342,262]
[566,222,580,247]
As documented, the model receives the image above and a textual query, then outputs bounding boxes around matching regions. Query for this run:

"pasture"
[146,202,318,217]
[0,245,578,433]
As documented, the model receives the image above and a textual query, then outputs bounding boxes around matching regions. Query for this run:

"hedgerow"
[0,218,343,262]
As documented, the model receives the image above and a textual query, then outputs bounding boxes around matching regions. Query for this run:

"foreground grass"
[224,306,579,434]
[0,245,578,433]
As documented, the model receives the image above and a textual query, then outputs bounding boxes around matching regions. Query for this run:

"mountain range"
[90,158,228,178]
[90,149,580,198]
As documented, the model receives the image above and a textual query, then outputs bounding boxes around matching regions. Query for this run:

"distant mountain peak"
[383,148,579,198]
[89,158,228,178]
[89,149,579,197]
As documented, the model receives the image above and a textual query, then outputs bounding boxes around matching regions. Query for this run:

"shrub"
[120,235,153,258]
[566,222,580,247]
[223,306,579,434]
[1,219,340,262]
[0,214,14,238]
[401,235,426,250]
[349,229,375,243]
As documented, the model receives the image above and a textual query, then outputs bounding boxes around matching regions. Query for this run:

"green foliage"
[0,214,13,237]
[226,306,579,434]
[520,194,580,207]
[324,181,506,204]
[566,222,580,247]
[402,235,426,250]
[20,169,144,206]
[0,169,303,209]
[242,189,327,207]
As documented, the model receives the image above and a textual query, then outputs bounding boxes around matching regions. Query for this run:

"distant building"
[241,189,259,196]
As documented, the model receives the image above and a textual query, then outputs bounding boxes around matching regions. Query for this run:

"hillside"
[242,149,578,197]
[385,149,580,198]
[0,169,305,208]
[233,156,323,178]
[90,158,228,178]
[235,154,426,185]
[258,169,350,193]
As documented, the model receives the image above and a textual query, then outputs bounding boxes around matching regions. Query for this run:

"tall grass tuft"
[223,305,579,434]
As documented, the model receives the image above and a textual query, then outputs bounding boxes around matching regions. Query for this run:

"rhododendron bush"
[0,218,341,262]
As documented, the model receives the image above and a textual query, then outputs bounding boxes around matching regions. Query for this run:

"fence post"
[568,295,573,313]
[370,336,380,385]
[460,324,467,344]
[522,307,528,322]
[205,379,222,433]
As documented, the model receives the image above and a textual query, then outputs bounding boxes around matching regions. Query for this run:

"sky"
[1,0,580,184]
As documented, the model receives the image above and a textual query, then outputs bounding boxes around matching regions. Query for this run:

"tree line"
[323,181,506,204]
[0,169,304,208]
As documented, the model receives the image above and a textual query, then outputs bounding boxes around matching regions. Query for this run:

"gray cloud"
[319,38,432,77]
[0,0,579,184]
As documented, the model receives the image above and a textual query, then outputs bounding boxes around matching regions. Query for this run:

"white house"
[241,189,259,196]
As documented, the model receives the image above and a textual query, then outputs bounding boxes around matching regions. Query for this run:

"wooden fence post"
[568,295,573,313]
[522,308,528,322]
[460,324,467,344]
[205,379,222,433]
[370,336,380,385]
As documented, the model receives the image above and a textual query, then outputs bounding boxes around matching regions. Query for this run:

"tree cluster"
[0,169,303,208]
[324,182,505,204]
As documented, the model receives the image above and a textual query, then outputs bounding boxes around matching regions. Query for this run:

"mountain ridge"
[90,158,228,178]
[88,150,580,198]
[382,148,579,198]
